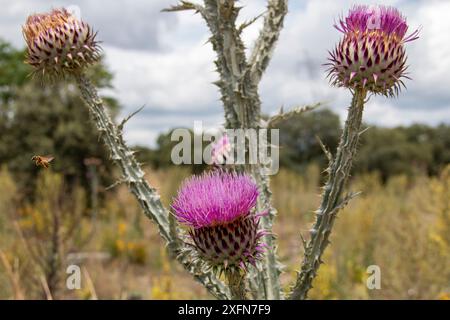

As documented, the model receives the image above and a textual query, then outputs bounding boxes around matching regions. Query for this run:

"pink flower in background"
[211,134,232,165]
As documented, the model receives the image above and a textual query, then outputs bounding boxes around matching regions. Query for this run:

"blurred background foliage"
[136,109,450,183]
[0,40,118,194]
[0,39,449,299]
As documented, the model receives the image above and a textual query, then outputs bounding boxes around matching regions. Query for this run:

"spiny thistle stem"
[75,73,230,300]
[76,74,171,240]
[204,0,285,299]
[249,165,282,299]
[226,270,247,300]
[290,88,367,300]
[249,0,288,84]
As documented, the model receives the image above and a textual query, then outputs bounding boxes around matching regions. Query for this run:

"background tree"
[139,110,450,183]
[356,124,450,181]
[0,39,120,192]
[274,109,341,172]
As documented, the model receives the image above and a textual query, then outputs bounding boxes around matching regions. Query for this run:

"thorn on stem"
[118,105,145,132]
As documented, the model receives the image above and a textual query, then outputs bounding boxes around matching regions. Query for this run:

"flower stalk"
[226,269,247,300]
[290,88,367,300]
[290,5,417,299]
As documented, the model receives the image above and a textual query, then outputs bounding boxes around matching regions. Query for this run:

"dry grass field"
[0,164,448,300]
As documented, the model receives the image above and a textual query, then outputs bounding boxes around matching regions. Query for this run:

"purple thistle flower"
[325,5,418,97]
[172,170,258,228]
[172,170,266,270]
[335,5,418,42]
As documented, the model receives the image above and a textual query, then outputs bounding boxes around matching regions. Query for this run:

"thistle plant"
[23,7,230,300]
[290,5,418,299]
[22,2,417,300]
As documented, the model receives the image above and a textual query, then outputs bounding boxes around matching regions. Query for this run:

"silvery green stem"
[248,0,288,293]
[249,0,288,84]
[249,164,283,299]
[289,89,367,300]
[75,73,230,300]
[202,0,259,128]
[226,270,247,300]
[268,103,322,128]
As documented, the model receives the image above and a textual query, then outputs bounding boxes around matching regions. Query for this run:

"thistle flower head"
[172,170,266,271]
[23,8,100,78]
[326,5,418,97]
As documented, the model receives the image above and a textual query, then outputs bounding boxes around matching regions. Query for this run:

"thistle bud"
[172,170,266,272]
[326,5,418,97]
[23,8,100,78]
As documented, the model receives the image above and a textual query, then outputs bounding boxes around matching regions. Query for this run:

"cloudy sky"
[1,0,449,147]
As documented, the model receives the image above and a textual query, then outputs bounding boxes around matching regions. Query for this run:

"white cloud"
[0,0,174,50]
[258,0,450,126]
[103,42,218,111]
[0,0,449,147]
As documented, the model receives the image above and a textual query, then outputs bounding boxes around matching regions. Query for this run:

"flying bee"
[31,155,54,169]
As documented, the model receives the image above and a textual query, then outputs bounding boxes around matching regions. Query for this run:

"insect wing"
[42,155,55,163]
